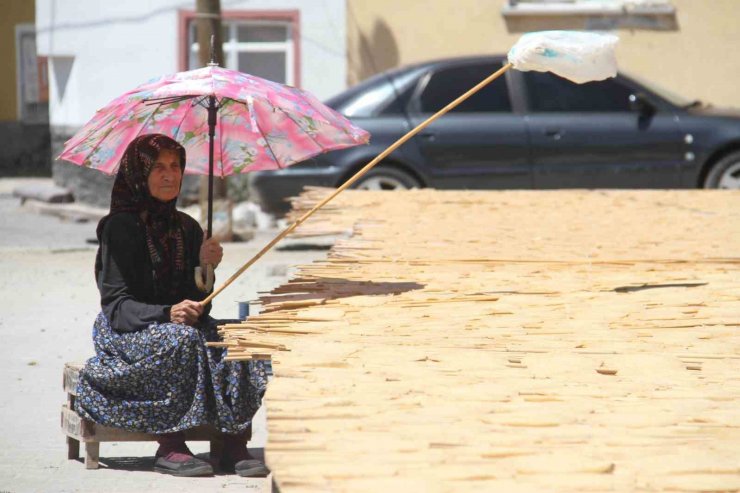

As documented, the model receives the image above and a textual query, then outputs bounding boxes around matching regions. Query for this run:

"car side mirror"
[629,93,656,117]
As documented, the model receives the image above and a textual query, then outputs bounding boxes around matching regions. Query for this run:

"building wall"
[616,0,740,109]
[0,1,50,176]
[347,0,740,109]
[35,0,347,129]
[0,0,36,122]
[35,0,347,203]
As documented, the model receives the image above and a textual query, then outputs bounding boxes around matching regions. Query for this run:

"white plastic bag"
[508,31,619,84]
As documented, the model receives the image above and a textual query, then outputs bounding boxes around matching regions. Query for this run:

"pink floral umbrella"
[58,63,370,236]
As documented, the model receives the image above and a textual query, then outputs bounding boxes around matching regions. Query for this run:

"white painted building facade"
[35,0,348,204]
[36,0,347,129]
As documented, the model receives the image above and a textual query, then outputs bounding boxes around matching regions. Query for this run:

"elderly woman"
[75,134,268,477]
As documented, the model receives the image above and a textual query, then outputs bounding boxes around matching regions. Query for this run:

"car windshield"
[327,66,428,117]
[623,72,695,108]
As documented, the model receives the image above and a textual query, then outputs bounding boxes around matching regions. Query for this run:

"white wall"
[36,0,347,128]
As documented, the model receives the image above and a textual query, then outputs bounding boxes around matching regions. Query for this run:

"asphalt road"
[0,183,98,250]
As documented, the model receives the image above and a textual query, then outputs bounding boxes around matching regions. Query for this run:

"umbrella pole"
[206,95,217,238]
[201,62,514,306]
[196,40,220,291]
[195,95,218,292]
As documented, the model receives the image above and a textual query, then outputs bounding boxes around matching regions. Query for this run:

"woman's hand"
[170,300,204,325]
[199,237,223,267]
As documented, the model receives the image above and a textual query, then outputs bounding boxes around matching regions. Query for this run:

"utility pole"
[196,0,224,69]
[196,0,231,240]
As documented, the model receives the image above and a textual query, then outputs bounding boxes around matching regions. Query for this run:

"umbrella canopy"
[59,66,370,176]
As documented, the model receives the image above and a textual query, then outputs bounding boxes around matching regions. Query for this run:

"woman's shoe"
[220,454,270,477]
[154,432,213,477]
[221,434,270,477]
[234,459,270,478]
[154,449,214,477]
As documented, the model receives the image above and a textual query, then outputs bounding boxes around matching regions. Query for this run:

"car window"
[336,67,428,118]
[419,63,512,113]
[524,72,633,112]
[341,80,399,118]
[621,72,691,108]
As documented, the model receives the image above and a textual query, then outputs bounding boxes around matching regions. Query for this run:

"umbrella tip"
[208,34,219,67]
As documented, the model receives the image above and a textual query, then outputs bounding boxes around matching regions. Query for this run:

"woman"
[75,134,269,477]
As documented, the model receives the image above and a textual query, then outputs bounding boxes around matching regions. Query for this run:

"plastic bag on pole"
[508,31,619,84]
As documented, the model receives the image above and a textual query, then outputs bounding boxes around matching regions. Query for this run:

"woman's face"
[147,149,182,202]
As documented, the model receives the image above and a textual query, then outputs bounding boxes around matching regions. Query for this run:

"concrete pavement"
[0,181,330,492]
[0,178,98,250]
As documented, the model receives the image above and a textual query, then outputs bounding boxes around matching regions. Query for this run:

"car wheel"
[704,151,740,189]
[351,166,421,191]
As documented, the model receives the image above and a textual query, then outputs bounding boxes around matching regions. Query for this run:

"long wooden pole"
[201,62,514,306]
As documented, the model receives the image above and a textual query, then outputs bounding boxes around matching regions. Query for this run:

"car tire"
[704,150,740,189]
[350,166,421,191]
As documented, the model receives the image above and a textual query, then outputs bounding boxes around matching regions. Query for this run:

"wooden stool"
[61,362,222,469]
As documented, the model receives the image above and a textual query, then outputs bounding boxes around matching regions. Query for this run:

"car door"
[406,60,531,189]
[520,71,685,188]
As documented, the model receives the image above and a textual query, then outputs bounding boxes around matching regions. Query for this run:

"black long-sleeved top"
[97,211,211,332]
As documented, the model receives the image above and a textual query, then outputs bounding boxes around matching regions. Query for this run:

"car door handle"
[544,128,564,140]
[419,132,436,141]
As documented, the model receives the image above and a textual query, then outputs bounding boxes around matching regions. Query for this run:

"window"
[502,0,678,31]
[505,0,675,11]
[419,63,511,114]
[336,68,426,117]
[15,24,48,123]
[524,72,633,112]
[188,19,294,85]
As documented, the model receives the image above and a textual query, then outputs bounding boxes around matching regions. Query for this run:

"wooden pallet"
[61,362,221,469]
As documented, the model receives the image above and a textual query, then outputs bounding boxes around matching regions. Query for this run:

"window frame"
[178,10,300,87]
[503,0,676,16]
[501,0,678,31]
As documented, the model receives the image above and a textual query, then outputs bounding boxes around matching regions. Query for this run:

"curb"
[21,199,107,223]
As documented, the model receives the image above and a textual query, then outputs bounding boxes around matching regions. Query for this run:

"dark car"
[250,55,740,214]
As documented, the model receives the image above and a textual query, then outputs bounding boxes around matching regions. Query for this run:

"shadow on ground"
[277,242,333,251]
[84,448,266,475]
[261,279,425,307]
[613,282,708,293]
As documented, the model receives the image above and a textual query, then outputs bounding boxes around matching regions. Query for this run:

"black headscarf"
[95,134,188,300]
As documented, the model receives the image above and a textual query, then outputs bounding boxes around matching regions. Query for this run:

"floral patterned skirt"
[75,312,269,434]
